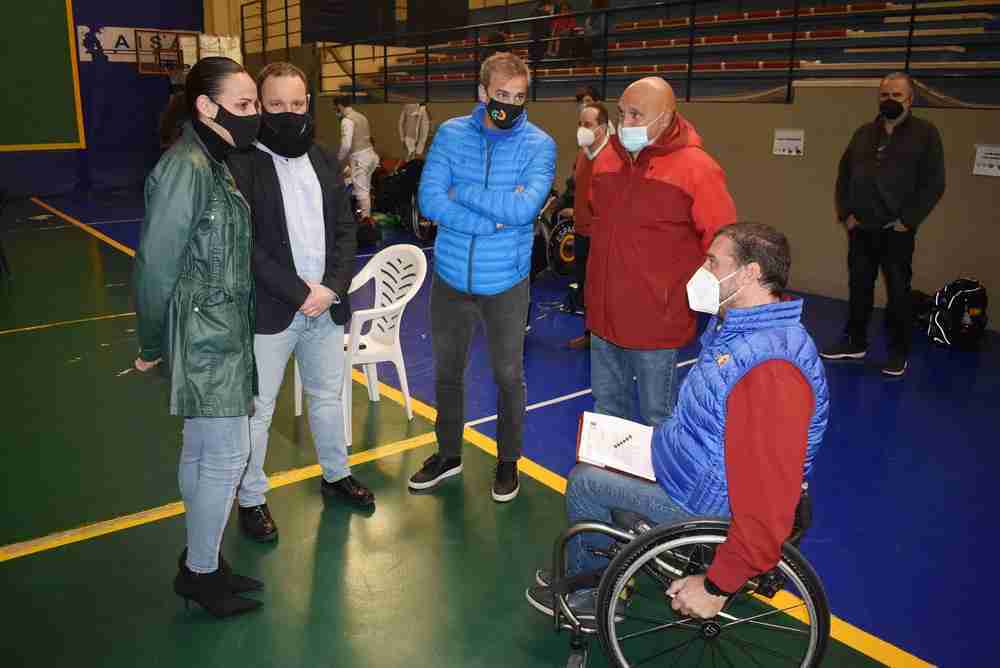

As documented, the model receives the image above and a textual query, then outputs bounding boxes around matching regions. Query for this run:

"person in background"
[226,62,373,545]
[550,1,577,57]
[134,56,262,619]
[334,95,380,224]
[559,102,611,350]
[575,85,614,134]
[398,102,431,161]
[530,1,556,62]
[822,72,945,377]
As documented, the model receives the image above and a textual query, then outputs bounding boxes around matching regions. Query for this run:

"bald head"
[622,77,677,114]
[617,77,677,153]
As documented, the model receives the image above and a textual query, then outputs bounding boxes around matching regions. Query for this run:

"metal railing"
[240,0,1000,105]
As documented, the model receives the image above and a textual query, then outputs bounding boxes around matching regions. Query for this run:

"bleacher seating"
[327,0,1000,105]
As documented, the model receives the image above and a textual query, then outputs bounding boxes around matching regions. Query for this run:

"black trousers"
[430,275,529,462]
[846,227,916,356]
[574,233,590,306]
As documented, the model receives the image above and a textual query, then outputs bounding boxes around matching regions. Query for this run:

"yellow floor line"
[30,197,136,257]
[0,431,436,564]
[0,311,136,336]
[359,371,934,667]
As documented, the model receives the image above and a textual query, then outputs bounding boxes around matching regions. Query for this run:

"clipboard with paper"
[575,411,656,481]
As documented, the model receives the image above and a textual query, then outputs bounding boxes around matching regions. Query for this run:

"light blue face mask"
[618,109,667,153]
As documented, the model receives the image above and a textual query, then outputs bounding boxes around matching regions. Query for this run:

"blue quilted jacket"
[419,104,556,295]
[652,298,829,516]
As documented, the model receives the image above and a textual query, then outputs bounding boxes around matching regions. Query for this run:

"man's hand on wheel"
[667,575,728,619]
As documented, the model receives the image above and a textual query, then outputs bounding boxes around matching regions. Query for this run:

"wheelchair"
[543,488,830,668]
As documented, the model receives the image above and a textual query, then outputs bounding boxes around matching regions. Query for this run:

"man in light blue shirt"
[227,62,374,542]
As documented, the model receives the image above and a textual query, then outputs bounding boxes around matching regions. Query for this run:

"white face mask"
[686,266,743,315]
[618,109,666,153]
[577,126,596,148]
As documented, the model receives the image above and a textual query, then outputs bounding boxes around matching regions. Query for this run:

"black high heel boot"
[178,549,263,594]
[174,560,261,618]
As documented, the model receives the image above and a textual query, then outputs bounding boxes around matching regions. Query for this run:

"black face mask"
[258,111,314,158]
[486,98,525,130]
[212,100,260,149]
[880,99,905,121]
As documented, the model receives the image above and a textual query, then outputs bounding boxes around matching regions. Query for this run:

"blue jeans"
[239,311,350,508]
[181,416,251,573]
[565,463,695,576]
[590,334,679,427]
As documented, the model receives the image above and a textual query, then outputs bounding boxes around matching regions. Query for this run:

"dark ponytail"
[185,56,246,121]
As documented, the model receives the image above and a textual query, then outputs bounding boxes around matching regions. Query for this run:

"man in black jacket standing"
[227,62,374,542]
[822,72,945,376]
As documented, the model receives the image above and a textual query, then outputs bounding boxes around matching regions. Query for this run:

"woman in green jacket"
[134,57,262,618]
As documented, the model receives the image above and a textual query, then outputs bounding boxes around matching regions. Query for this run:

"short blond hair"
[480,51,531,90]
[257,61,309,95]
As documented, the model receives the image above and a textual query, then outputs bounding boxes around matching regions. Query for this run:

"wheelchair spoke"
[617,617,700,641]
[720,600,807,629]
[720,635,770,668]
[723,634,805,664]
[712,640,739,668]
[735,618,811,635]
[624,632,701,666]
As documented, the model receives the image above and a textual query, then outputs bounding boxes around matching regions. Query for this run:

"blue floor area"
[34,190,1000,667]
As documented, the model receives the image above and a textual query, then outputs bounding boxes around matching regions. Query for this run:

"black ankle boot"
[174,561,261,618]
[178,549,263,594]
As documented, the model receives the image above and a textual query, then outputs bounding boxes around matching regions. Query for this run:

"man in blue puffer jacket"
[526,223,829,623]
[408,52,556,502]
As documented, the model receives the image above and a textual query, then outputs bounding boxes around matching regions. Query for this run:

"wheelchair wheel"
[407,193,436,243]
[595,521,830,667]
[546,217,575,276]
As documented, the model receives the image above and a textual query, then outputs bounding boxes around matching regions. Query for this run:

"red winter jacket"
[585,114,737,350]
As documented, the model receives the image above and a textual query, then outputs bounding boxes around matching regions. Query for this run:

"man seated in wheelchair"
[528,222,829,622]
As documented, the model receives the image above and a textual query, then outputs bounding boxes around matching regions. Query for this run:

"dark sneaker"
[881,355,908,377]
[525,586,625,625]
[408,454,463,491]
[820,339,867,360]
[238,504,278,542]
[321,475,375,508]
[492,460,520,503]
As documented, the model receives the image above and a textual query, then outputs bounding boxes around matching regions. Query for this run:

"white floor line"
[89,218,144,226]
[464,358,698,427]
[357,245,434,259]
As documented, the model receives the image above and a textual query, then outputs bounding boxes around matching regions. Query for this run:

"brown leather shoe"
[322,475,375,508]
[238,504,278,542]
[568,333,591,350]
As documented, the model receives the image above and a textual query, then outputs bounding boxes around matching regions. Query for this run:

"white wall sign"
[973,144,1000,177]
[773,128,805,157]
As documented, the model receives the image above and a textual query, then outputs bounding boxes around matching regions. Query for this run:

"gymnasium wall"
[0,0,202,197]
[314,84,1000,312]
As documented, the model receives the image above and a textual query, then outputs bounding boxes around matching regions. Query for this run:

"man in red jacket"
[586,76,737,426]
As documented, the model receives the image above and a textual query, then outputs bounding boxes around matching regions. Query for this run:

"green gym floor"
[0,204,911,667]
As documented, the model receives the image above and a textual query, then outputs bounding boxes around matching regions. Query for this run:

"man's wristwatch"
[703,576,733,598]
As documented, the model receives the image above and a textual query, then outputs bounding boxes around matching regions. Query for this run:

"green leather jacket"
[135,123,255,417]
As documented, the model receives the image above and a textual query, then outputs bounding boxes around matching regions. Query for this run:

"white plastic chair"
[293,244,427,446]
